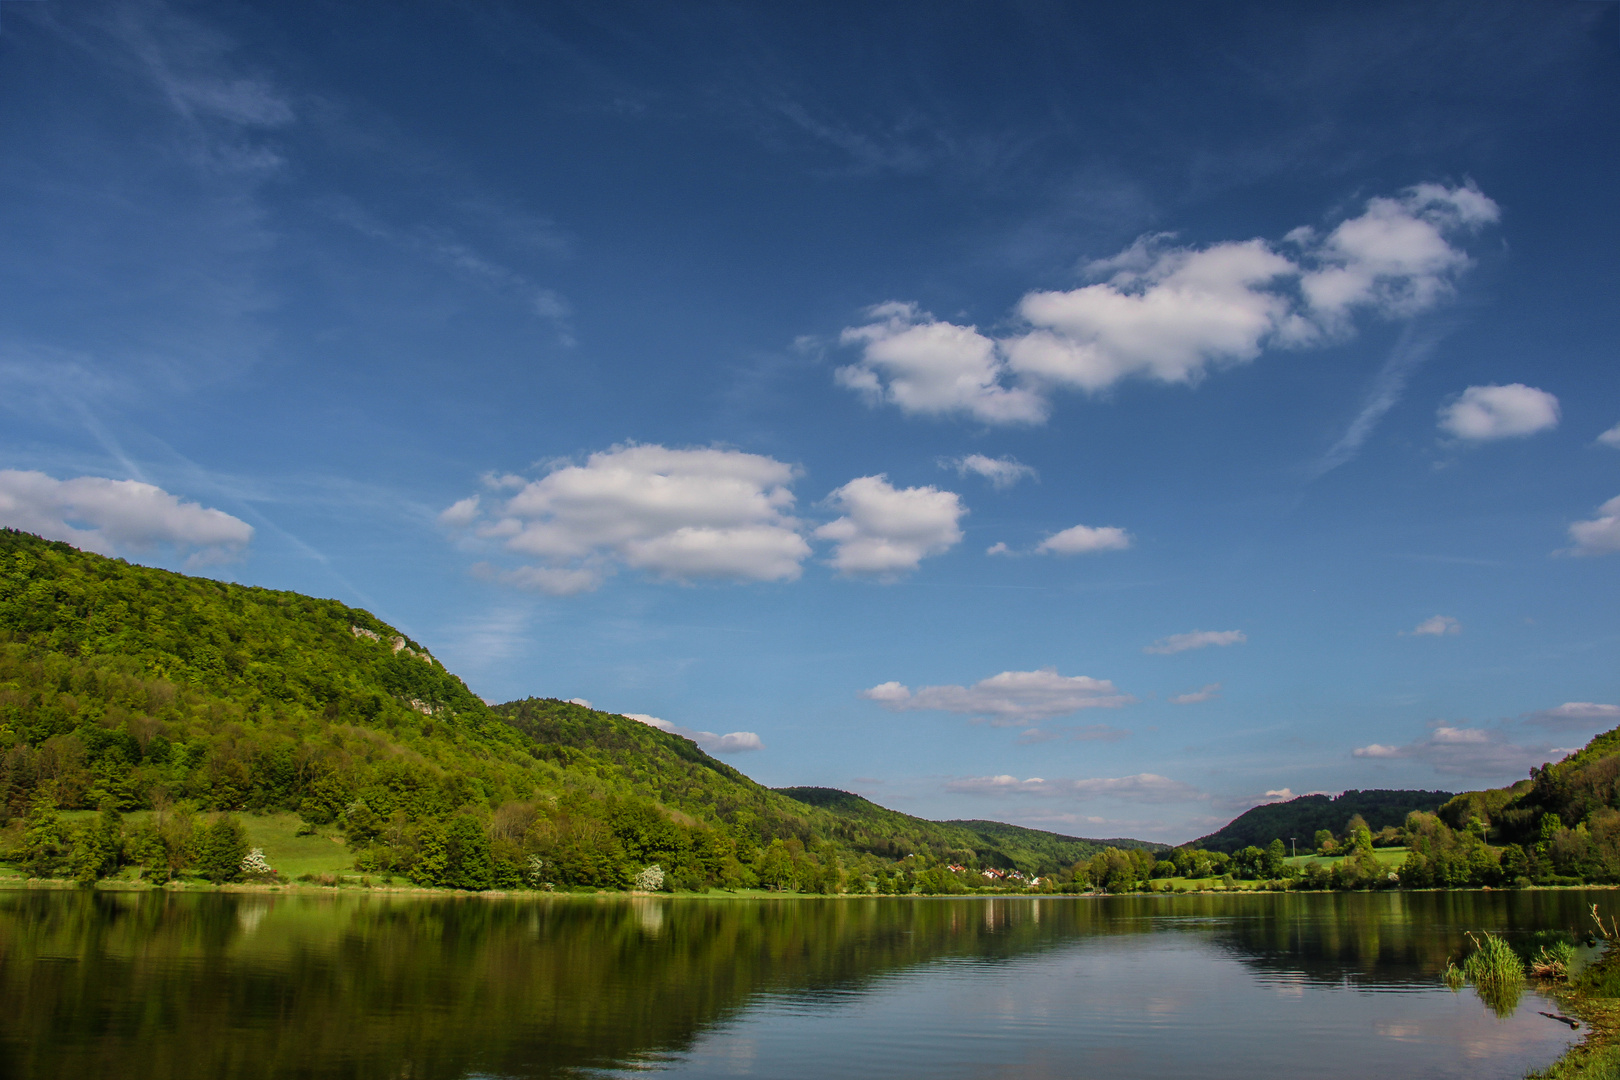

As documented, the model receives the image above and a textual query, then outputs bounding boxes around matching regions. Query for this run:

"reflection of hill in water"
[0,890,1605,1078]
[0,893,1090,1080]
[1087,890,1604,989]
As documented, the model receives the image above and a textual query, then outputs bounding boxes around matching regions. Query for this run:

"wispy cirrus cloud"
[1355,720,1576,777]
[945,773,1201,804]
[1144,629,1246,655]
[945,454,1036,489]
[1015,723,1130,745]
[862,668,1134,725]
[1527,702,1620,730]
[1403,615,1461,637]
[1170,683,1222,705]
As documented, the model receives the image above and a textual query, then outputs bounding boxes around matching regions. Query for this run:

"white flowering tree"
[527,854,553,890]
[633,864,665,892]
[240,848,274,880]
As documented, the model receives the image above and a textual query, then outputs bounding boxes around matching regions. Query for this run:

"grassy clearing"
[4,810,356,883]
[1285,847,1408,870]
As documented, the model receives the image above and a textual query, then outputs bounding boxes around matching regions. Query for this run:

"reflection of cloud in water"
[682,1034,757,1076]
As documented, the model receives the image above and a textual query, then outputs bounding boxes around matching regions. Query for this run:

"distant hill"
[1192,789,1455,853]
[776,787,1166,872]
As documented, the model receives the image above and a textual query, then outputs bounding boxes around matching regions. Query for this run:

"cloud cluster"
[447,449,975,593]
[947,454,1036,489]
[1404,615,1461,637]
[1353,721,1574,777]
[1437,384,1560,441]
[838,185,1499,423]
[444,444,812,594]
[862,668,1134,724]
[945,772,1200,804]
[1568,495,1620,557]
[1143,629,1246,655]
[0,469,252,564]
[815,475,965,576]
[1599,423,1620,450]
[624,713,764,755]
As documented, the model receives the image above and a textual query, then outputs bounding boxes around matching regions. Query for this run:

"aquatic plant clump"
[1463,932,1527,986]
[1531,942,1576,980]
[1461,932,1526,1017]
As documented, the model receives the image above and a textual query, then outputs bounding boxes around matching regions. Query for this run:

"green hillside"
[1193,789,1455,853]
[0,529,1137,892]
[775,787,1165,871]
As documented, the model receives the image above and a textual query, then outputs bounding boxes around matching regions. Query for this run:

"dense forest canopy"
[1193,790,1456,854]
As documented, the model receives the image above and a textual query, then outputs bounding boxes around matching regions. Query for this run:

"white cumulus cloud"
[1567,495,1620,557]
[1599,423,1620,449]
[442,444,812,594]
[0,469,253,564]
[837,302,1048,424]
[861,667,1134,724]
[947,454,1036,489]
[1144,629,1246,655]
[1170,683,1222,705]
[1437,384,1560,441]
[837,185,1497,423]
[624,713,764,755]
[1035,523,1132,556]
[815,475,965,577]
[1007,236,1301,392]
[1405,615,1461,637]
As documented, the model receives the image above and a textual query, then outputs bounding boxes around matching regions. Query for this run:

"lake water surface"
[0,889,1602,1078]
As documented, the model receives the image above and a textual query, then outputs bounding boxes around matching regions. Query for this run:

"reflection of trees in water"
[0,893,1096,1080]
[1090,891,1602,990]
[0,891,1601,1078]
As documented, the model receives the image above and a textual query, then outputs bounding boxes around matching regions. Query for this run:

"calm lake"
[0,889,1602,1079]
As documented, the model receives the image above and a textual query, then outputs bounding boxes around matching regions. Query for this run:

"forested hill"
[775,787,1168,865]
[1193,789,1455,853]
[0,529,1149,891]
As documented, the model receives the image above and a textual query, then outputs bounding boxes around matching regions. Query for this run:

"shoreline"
[2,876,1617,900]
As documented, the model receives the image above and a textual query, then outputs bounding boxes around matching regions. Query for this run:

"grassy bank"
[1527,912,1620,1079]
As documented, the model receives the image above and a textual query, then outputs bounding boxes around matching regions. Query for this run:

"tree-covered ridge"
[1192,789,1455,853]
[0,529,1148,893]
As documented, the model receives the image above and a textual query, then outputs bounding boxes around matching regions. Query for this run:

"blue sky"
[1,0,1616,842]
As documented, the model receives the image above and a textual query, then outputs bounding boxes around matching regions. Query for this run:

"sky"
[0,0,1617,843]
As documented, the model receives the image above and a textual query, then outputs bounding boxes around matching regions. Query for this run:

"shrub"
[194,817,249,883]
